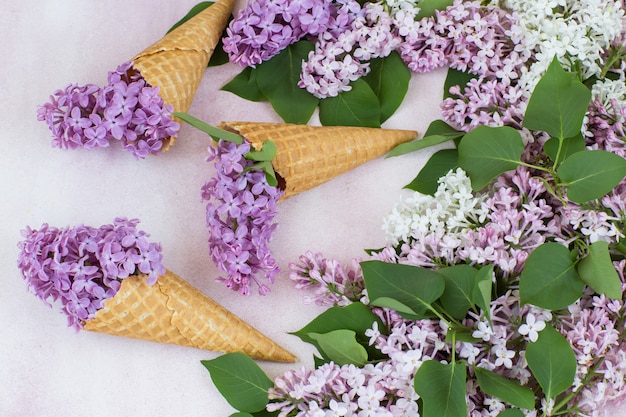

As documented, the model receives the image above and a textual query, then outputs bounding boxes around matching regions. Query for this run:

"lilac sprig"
[17,218,166,330]
[202,139,282,296]
[37,61,180,159]
[222,0,360,68]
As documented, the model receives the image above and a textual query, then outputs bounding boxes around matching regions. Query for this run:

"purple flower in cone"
[17,218,165,330]
[37,61,179,159]
[202,139,282,296]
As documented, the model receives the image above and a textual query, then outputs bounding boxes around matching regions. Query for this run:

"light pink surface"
[1,1,624,416]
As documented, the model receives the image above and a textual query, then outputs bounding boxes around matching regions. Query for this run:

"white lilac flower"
[382,168,487,244]
[518,313,546,342]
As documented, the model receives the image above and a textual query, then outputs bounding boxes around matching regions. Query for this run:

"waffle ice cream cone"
[219,122,418,199]
[132,0,236,150]
[83,269,296,362]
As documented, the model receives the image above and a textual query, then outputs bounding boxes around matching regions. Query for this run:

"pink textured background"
[1,1,624,415]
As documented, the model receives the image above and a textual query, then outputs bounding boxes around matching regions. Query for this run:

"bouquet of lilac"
[17,218,165,329]
[202,138,282,296]
[200,1,626,416]
[37,61,180,159]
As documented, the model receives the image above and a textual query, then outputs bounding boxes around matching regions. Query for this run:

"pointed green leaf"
[256,40,319,124]
[222,67,267,102]
[472,265,493,322]
[443,68,477,100]
[475,367,535,409]
[414,360,467,417]
[497,410,525,417]
[291,302,385,361]
[578,241,623,299]
[519,242,584,310]
[523,55,591,139]
[174,112,243,144]
[404,149,459,195]
[363,51,411,123]
[201,353,273,413]
[245,140,276,162]
[458,125,524,190]
[386,135,454,158]
[369,297,421,320]
[438,265,478,320]
[423,120,466,140]
[319,79,381,127]
[525,324,577,399]
[543,133,585,166]
[558,150,626,203]
[309,330,368,366]
[361,260,445,317]
[230,413,254,417]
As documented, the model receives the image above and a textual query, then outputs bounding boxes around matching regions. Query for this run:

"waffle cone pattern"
[219,122,418,199]
[83,269,296,362]
[132,0,236,150]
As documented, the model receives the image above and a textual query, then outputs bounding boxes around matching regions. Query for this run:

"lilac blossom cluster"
[223,0,359,67]
[285,254,626,416]
[17,218,165,330]
[392,0,532,131]
[202,139,282,295]
[299,2,401,98]
[37,61,179,159]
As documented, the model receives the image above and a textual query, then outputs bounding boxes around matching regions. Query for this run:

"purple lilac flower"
[37,61,180,159]
[202,139,282,295]
[17,218,165,330]
[299,2,401,98]
[289,251,364,306]
[223,0,337,67]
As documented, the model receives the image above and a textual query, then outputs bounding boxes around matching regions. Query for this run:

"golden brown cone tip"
[132,0,236,150]
[219,122,418,200]
[83,269,297,363]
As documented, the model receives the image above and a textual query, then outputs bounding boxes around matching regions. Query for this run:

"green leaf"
[404,149,459,195]
[370,297,421,320]
[519,242,585,310]
[415,0,455,21]
[525,324,577,399]
[256,40,319,124]
[558,150,626,203]
[201,353,273,413]
[290,302,385,360]
[472,265,493,322]
[578,241,623,299]
[423,119,466,140]
[458,125,524,190]
[309,330,368,366]
[361,260,445,317]
[543,133,585,166]
[174,112,243,144]
[474,367,535,409]
[245,140,276,162]
[222,67,267,102]
[523,55,591,139]
[497,410,525,417]
[443,68,476,100]
[414,360,467,417]
[387,135,454,158]
[230,413,254,417]
[363,51,411,123]
[438,265,478,320]
[319,79,381,127]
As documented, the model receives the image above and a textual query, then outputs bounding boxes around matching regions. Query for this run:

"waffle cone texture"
[83,269,296,362]
[132,0,236,150]
[219,122,418,199]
